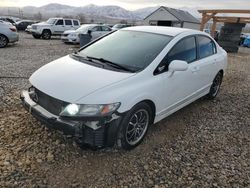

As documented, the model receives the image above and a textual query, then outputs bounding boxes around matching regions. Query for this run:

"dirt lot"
[0,32,250,187]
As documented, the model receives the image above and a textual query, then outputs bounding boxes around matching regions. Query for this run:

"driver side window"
[167,36,197,64]
[154,36,197,75]
[55,19,63,25]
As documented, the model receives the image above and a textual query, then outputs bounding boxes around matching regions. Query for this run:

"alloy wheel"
[0,35,7,48]
[125,109,149,146]
[211,74,222,97]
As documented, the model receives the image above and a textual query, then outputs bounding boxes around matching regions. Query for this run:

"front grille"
[30,88,69,116]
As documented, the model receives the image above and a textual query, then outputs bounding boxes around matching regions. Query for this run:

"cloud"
[1,0,250,10]
[113,0,250,9]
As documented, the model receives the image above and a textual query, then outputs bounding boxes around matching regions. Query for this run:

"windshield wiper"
[86,56,134,72]
[70,53,105,67]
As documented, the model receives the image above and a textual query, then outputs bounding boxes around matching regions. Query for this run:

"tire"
[42,30,51,40]
[207,72,223,99]
[0,35,8,48]
[32,34,41,39]
[117,102,153,150]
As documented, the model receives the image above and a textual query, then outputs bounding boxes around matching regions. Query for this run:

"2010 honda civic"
[21,26,227,150]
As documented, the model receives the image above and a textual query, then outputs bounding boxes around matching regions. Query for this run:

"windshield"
[78,30,172,71]
[76,25,92,33]
[46,18,57,24]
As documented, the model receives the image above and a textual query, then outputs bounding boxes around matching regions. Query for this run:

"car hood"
[32,22,51,27]
[30,55,135,103]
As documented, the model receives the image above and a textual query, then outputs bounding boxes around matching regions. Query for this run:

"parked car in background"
[25,25,32,33]
[0,17,16,25]
[21,26,227,150]
[112,24,131,30]
[31,18,80,39]
[0,20,19,48]
[243,36,250,47]
[103,24,114,28]
[15,20,36,31]
[239,33,250,45]
[61,24,112,44]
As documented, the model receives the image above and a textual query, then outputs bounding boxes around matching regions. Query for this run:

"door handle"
[191,66,200,73]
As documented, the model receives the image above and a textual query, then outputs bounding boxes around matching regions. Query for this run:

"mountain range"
[0,3,200,22]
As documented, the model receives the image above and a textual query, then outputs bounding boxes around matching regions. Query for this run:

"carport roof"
[144,6,200,24]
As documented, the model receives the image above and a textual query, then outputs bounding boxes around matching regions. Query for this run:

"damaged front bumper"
[20,90,123,148]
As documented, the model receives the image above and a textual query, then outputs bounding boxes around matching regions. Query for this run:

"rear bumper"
[8,32,19,43]
[20,90,123,148]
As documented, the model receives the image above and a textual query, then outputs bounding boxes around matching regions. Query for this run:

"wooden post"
[200,13,206,31]
[211,18,217,38]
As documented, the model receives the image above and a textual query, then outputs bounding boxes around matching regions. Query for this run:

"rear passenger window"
[167,37,196,64]
[102,26,111,31]
[198,36,216,59]
[65,20,72,26]
[73,20,79,26]
[92,26,101,32]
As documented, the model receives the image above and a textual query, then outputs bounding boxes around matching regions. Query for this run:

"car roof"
[122,26,197,37]
[17,20,34,23]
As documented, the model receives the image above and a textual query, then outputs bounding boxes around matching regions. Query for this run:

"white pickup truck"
[31,18,80,39]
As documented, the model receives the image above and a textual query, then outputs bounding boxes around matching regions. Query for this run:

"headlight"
[69,33,77,37]
[60,103,120,117]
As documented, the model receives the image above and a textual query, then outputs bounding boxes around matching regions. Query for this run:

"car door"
[156,36,202,116]
[53,19,64,34]
[195,35,221,89]
[64,19,73,31]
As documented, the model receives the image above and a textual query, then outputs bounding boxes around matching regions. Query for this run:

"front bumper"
[61,36,79,43]
[20,90,123,148]
[31,29,42,35]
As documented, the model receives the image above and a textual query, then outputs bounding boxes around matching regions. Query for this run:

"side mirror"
[169,60,188,72]
[87,29,92,35]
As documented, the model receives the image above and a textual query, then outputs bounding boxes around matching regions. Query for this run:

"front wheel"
[117,102,153,150]
[0,35,8,48]
[42,30,51,40]
[207,72,223,99]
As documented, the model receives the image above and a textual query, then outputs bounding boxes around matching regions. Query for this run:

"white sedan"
[21,26,227,150]
[61,24,112,44]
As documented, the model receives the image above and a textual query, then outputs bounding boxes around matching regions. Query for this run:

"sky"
[1,0,250,10]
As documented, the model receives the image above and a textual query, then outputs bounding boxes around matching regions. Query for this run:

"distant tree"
[90,19,94,23]
[34,12,42,21]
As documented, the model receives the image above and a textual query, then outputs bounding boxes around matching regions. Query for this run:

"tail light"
[9,27,17,32]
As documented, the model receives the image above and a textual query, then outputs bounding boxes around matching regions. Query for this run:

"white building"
[143,6,200,30]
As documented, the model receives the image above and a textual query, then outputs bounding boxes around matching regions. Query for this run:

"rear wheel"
[207,72,223,99]
[117,102,153,150]
[0,35,8,48]
[42,30,51,40]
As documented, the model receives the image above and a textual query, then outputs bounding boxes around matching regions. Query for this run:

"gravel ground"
[0,32,249,187]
